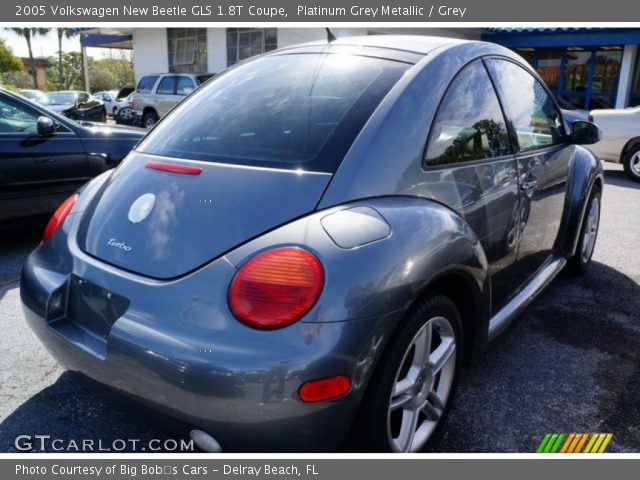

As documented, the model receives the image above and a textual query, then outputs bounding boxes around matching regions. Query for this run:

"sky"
[0,29,123,59]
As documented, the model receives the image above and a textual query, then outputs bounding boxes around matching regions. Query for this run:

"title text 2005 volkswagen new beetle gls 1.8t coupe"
[21,36,603,452]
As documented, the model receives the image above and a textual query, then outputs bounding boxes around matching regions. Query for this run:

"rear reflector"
[146,161,202,175]
[299,376,352,402]
[43,194,77,242]
[228,247,324,329]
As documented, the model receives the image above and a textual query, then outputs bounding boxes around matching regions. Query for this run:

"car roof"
[281,35,466,56]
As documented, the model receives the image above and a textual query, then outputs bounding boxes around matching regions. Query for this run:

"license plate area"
[47,275,129,359]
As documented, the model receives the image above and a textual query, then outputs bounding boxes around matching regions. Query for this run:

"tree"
[0,39,23,72]
[56,28,78,90]
[45,52,83,90]
[0,71,33,90]
[5,28,51,89]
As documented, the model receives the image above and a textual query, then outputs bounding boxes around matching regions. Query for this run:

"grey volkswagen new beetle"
[21,36,603,452]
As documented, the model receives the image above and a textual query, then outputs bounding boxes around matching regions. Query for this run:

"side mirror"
[571,120,601,145]
[37,116,57,136]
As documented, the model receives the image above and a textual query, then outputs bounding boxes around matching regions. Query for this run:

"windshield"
[20,90,42,100]
[38,92,76,106]
[138,53,409,172]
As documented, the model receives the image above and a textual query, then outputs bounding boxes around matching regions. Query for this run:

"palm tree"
[6,28,51,89]
[56,28,78,90]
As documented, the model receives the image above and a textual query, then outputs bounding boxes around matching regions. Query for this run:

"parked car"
[19,89,45,102]
[22,36,603,453]
[37,90,107,123]
[115,92,135,125]
[94,87,134,117]
[0,88,144,226]
[130,73,213,128]
[589,105,640,182]
[556,96,592,126]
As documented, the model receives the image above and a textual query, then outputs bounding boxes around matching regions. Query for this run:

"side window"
[157,76,178,95]
[0,96,38,134]
[176,76,196,96]
[425,61,511,166]
[137,76,159,94]
[485,59,566,152]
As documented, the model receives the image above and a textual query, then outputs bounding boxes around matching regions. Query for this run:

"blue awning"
[482,28,640,47]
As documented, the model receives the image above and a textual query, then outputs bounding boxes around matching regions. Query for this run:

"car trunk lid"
[78,153,331,279]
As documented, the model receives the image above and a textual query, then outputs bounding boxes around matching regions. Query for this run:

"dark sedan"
[0,88,145,226]
[36,90,107,123]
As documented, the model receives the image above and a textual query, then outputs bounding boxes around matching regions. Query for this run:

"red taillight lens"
[299,376,352,402]
[42,194,77,242]
[228,247,324,329]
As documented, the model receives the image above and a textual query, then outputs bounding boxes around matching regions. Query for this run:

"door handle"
[36,158,56,164]
[520,177,538,191]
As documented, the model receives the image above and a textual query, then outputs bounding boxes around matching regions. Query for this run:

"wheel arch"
[413,268,489,364]
[619,136,640,163]
[556,145,604,258]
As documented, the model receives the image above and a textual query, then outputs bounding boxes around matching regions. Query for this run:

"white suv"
[131,73,213,129]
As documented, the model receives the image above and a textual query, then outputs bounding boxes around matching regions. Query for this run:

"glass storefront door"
[514,46,623,110]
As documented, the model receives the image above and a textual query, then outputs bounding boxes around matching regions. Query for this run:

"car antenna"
[325,27,337,43]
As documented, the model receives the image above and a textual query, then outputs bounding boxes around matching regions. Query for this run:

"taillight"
[42,194,77,242]
[299,376,352,402]
[587,115,594,123]
[228,247,324,329]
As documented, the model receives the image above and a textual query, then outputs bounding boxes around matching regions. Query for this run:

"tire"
[350,293,462,452]
[622,145,640,183]
[99,109,107,123]
[143,111,159,129]
[566,187,601,276]
[116,107,133,125]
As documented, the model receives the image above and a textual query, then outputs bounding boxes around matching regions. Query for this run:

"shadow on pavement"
[1,260,638,453]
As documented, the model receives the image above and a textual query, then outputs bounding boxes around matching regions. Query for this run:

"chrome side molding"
[488,256,567,341]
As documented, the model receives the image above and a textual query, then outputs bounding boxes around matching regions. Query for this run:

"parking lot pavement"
[1,162,638,453]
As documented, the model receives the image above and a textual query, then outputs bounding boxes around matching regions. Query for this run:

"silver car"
[21,36,603,453]
[589,105,640,182]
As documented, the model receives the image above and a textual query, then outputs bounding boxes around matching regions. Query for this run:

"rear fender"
[225,196,491,350]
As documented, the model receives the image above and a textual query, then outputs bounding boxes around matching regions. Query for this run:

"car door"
[421,60,520,311]
[0,93,89,222]
[485,58,572,285]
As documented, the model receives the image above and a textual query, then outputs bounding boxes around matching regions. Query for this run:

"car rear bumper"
[20,245,398,452]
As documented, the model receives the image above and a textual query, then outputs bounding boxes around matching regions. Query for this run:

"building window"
[168,28,207,73]
[226,28,277,67]
[631,51,640,107]
[513,46,623,110]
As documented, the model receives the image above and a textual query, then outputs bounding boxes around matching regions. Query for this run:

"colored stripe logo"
[537,433,613,453]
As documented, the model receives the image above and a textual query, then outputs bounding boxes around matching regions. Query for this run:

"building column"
[81,45,90,92]
[615,44,637,109]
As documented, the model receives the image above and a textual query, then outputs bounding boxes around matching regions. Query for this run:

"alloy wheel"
[387,316,456,452]
[581,195,600,263]
[630,152,640,178]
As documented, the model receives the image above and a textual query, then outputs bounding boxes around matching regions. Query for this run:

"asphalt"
[0,162,638,453]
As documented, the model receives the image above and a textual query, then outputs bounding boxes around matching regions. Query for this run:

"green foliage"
[45,52,82,90]
[0,39,23,72]
[89,56,135,92]
[4,28,51,89]
[0,71,34,90]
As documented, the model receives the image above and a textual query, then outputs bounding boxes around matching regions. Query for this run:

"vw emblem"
[128,193,156,223]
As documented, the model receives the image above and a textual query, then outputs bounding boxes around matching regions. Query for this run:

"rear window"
[137,54,409,172]
[137,76,159,94]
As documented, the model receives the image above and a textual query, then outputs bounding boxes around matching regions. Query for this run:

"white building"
[78,27,640,109]
[79,27,479,80]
